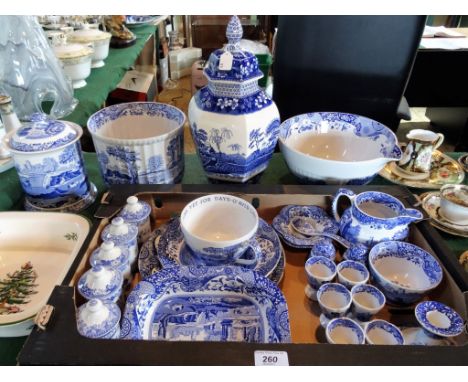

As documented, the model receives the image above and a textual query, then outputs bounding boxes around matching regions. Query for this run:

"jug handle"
[434,133,444,150]
[331,188,356,222]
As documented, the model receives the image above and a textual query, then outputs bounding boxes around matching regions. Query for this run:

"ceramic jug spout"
[400,208,424,223]
[383,144,402,162]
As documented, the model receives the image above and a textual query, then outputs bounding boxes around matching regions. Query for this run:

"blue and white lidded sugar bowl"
[2,113,96,211]
[77,265,124,303]
[77,299,121,339]
[188,15,280,183]
[101,217,139,268]
[90,241,131,283]
[118,196,152,245]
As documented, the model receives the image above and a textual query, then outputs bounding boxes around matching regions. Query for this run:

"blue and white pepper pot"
[90,241,131,283]
[118,196,152,245]
[101,217,138,269]
[77,265,123,303]
[2,112,97,211]
[188,15,281,182]
[76,299,121,339]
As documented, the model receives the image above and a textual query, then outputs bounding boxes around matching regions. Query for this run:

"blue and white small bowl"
[343,244,369,264]
[88,102,185,185]
[365,319,404,345]
[304,256,337,301]
[336,260,369,290]
[415,301,464,338]
[350,284,386,322]
[77,265,123,303]
[77,299,121,339]
[368,241,443,305]
[101,217,138,267]
[118,195,152,245]
[325,317,365,345]
[317,282,352,327]
[308,237,336,261]
[90,241,131,282]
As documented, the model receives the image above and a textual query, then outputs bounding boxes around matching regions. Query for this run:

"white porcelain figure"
[3,113,96,211]
[67,28,112,68]
[53,43,94,89]
[188,16,280,183]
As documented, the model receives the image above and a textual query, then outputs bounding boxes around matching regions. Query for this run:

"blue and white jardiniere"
[88,102,185,185]
[350,284,386,323]
[120,265,291,342]
[118,195,152,245]
[3,114,96,211]
[76,299,121,339]
[368,241,443,305]
[317,282,352,328]
[336,260,369,290]
[415,301,464,339]
[325,317,365,345]
[304,255,337,301]
[332,188,423,247]
[101,217,138,268]
[77,265,124,303]
[278,112,402,185]
[365,319,404,345]
[90,241,131,282]
[188,16,280,183]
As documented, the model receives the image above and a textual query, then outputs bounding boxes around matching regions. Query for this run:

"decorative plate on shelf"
[272,205,339,249]
[379,150,465,189]
[120,265,291,342]
[421,192,468,238]
[156,218,282,279]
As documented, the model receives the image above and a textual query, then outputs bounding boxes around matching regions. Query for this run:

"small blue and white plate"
[120,265,291,342]
[415,301,464,338]
[272,205,339,248]
[137,226,168,280]
[157,217,282,279]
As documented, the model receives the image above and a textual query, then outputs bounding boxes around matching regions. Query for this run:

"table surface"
[1,151,467,365]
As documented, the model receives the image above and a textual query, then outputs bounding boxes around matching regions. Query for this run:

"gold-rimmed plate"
[379,150,465,189]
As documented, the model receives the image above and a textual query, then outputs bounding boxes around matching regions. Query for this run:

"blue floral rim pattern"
[120,265,291,342]
[366,320,404,344]
[272,205,339,249]
[327,318,364,344]
[351,284,386,307]
[415,301,464,337]
[337,260,369,279]
[77,300,121,339]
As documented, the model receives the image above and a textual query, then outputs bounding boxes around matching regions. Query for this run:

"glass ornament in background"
[0,15,78,121]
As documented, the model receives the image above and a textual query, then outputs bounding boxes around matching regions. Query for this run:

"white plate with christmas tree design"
[0,212,89,336]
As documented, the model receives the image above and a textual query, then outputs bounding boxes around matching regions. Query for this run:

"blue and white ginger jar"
[3,113,96,211]
[90,241,131,282]
[77,299,121,339]
[118,196,151,245]
[77,265,123,303]
[188,15,280,183]
[101,217,138,268]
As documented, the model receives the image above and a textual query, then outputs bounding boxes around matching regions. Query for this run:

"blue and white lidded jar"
[89,241,131,283]
[2,113,96,211]
[118,196,152,245]
[76,299,121,339]
[101,217,138,268]
[188,15,280,183]
[77,265,123,303]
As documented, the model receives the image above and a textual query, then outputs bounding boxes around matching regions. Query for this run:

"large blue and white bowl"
[368,241,443,305]
[278,112,402,185]
[88,102,186,185]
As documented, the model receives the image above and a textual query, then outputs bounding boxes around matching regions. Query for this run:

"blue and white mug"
[180,194,261,266]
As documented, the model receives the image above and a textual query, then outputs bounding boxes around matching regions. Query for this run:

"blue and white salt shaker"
[90,241,131,283]
[101,217,138,268]
[77,299,121,339]
[77,265,123,303]
[118,196,151,245]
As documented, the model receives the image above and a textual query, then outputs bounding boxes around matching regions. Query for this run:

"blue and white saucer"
[156,217,282,279]
[272,205,340,248]
[415,301,464,338]
[137,226,168,280]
